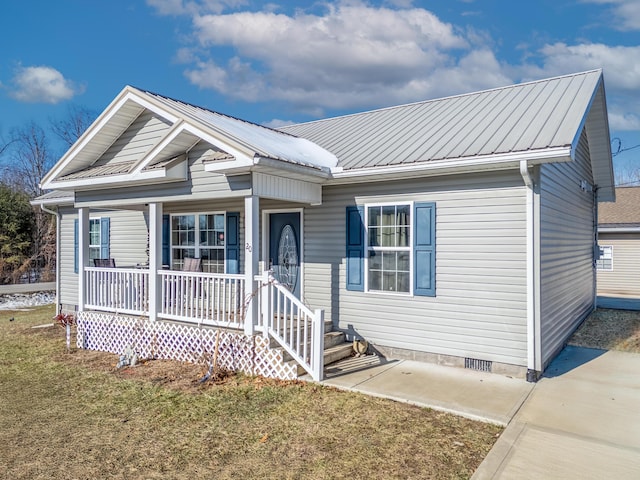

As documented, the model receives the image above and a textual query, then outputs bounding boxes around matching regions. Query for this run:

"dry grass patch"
[0,305,501,479]
[569,308,640,353]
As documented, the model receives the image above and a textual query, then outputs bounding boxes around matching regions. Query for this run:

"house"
[33,69,615,382]
[597,186,640,297]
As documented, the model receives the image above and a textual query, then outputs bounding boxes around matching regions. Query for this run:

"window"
[171,213,225,273]
[89,218,101,262]
[596,245,613,271]
[346,202,435,296]
[367,205,411,293]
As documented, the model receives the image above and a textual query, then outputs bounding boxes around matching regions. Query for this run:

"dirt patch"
[55,346,304,393]
[569,308,640,353]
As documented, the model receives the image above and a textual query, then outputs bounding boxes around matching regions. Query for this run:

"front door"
[269,212,301,298]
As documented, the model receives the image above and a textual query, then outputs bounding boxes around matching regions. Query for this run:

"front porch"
[79,264,330,380]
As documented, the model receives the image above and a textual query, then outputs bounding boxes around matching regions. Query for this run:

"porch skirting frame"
[76,311,298,380]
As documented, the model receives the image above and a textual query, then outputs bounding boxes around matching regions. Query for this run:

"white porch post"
[244,195,259,335]
[148,202,163,321]
[77,207,89,312]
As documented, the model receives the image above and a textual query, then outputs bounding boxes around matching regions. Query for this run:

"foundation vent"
[464,357,492,372]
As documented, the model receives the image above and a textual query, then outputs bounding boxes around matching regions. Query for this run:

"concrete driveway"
[473,346,640,479]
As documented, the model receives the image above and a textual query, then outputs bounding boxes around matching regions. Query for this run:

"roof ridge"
[133,86,299,138]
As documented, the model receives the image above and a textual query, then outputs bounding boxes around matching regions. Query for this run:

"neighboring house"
[33,69,615,382]
[597,186,640,297]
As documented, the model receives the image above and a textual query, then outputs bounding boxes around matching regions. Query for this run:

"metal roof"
[280,70,604,171]
[599,187,640,226]
[143,91,338,170]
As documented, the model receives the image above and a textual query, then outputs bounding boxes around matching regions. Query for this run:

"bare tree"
[5,122,52,198]
[50,104,97,148]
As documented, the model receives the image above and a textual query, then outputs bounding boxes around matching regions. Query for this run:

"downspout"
[519,161,539,382]
[40,204,61,316]
[593,188,599,310]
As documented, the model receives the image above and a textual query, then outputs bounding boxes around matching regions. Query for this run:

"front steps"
[272,319,354,377]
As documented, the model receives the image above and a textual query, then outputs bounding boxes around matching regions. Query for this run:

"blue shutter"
[74,219,78,274]
[162,214,170,267]
[226,212,239,274]
[100,217,110,259]
[346,206,365,291]
[414,202,436,297]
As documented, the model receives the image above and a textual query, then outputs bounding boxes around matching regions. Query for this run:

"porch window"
[89,219,101,263]
[596,245,613,271]
[171,213,226,273]
[367,205,411,293]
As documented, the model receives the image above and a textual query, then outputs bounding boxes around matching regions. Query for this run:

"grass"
[0,305,501,480]
[569,308,640,353]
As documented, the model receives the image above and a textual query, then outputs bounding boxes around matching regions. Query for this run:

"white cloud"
[9,66,82,104]
[147,0,248,16]
[582,0,640,31]
[263,118,295,128]
[608,110,640,131]
[180,2,474,113]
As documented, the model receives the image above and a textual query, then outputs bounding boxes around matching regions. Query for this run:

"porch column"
[244,195,259,335]
[148,202,163,321]
[77,207,90,312]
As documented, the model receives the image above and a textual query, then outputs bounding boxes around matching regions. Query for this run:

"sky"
[0,0,639,178]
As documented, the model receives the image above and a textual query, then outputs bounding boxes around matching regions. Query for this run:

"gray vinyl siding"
[75,141,250,207]
[597,232,640,296]
[58,209,151,309]
[93,111,172,167]
[538,128,596,368]
[303,171,529,367]
[59,207,77,308]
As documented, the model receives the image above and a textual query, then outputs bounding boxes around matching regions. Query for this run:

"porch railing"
[158,270,246,328]
[85,267,149,315]
[256,271,324,381]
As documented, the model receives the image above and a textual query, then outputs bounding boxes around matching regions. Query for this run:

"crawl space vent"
[464,357,492,372]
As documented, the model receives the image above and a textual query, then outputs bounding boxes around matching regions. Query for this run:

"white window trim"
[170,211,227,271]
[597,245,613,272]
[364,201,413,296]
[89,217,102,261]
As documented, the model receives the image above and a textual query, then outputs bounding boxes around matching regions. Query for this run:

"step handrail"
[256,270,324,381]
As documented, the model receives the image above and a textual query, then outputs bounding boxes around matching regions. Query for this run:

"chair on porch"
[182,257,201,272]
[94,258,116,268]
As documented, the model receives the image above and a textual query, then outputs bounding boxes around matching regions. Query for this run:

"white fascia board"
[43,169,172,190]
[131,119,185,174]
[41,87,181,190]
[329,147,572,182]
[599,226,640,233]
[30,195,74,207]
[254,157,330,181]
[183,122,254,165]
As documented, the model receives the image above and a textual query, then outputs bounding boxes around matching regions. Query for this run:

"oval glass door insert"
[277,224,298,291]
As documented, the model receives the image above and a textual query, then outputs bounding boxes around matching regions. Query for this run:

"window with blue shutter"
[346,206,365,291]
[162,214,170,267]
[226,212,240,274]
[413,202,436,296]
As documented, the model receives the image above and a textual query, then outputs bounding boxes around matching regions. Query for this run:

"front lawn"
[0,305,501,479]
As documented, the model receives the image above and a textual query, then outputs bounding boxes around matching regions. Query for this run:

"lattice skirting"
[76,312,298,380]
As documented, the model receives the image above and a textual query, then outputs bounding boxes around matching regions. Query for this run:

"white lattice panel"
[76,312,298,380]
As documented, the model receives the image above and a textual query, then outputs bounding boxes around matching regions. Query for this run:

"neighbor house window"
[171,213,225,273]
[367,205,411,293]
[596,245,613,271]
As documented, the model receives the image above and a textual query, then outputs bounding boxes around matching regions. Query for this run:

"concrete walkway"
[321,355,533,426]
[321,347,640,479]
[472,346,640,479]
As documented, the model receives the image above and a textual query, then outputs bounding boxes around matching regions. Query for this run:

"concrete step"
[293,343,354,377]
